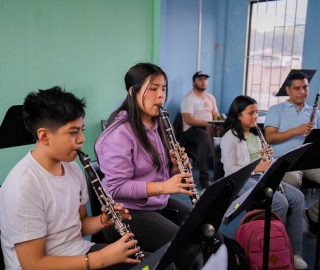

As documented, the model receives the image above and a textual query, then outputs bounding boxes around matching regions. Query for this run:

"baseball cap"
[192,71,210,81]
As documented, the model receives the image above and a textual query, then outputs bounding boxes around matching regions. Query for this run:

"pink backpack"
[235,210,294,270]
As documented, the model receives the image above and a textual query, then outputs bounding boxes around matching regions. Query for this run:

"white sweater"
[221,129,262,176]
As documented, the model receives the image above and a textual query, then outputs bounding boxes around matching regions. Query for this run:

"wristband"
[85,253,89,270]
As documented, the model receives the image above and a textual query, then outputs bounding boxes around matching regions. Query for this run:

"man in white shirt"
[180,72,220,188]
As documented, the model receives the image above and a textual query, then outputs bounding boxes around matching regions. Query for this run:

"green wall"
[0,0,160,184]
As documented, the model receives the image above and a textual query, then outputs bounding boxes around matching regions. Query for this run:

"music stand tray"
[224,143,312,225]
[288,129,320,171]
[0,105,35,149]
[130,242,171,270]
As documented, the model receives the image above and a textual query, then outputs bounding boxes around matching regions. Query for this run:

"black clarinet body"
[255,125,285,197]
[77,150,144,261]
[158,107,200,205]
[309,89,320,125]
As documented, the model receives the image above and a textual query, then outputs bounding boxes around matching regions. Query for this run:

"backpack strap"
[241,210,284,224]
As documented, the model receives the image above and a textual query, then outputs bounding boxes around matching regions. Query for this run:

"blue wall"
[160,0,320,119]
[303,0,320,100]
[159,0,250,120]
[159,0,216,121]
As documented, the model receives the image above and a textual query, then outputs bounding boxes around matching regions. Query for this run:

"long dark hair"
[223,95,258,141]
[101,62,170,171]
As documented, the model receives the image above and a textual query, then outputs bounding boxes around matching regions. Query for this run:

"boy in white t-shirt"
[0,87,143,270]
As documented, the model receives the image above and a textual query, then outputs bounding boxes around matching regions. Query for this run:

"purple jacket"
[95,111,170,210]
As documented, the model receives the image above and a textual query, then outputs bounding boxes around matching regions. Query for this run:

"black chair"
[301,178,320,268]
[172,113,198,165]
[101,120,108,131]
[302,177,320,207]
[84,161,109,243]
[211,136,225,181]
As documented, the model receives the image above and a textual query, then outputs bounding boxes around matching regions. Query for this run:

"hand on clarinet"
[158,173,196,196]
[100,203,132,227]
[169,148,192,174]
[254,160,272,173]
[99,233,142,266]
[294,123,313,136]
[259,146,273,161]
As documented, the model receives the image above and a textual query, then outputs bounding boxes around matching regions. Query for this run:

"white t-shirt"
[180,90,218,131]
[0,152,94,269]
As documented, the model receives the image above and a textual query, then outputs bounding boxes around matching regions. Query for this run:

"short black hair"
[287,71,308,87]
[23,86,86,140]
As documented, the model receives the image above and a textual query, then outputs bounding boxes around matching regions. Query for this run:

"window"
[245,0,308,111]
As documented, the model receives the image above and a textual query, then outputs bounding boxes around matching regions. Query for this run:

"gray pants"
[282,168,320,223]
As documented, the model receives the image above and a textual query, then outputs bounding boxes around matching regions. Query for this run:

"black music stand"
[288,129,320,171]
[130,159,261,270]
[288,130,320,270]
[224,143,312,270]
[0,105,35,149]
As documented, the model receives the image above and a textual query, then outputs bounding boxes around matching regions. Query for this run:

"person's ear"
[128,87,133,96]
[37,128,50,145]
[285,86,290,96]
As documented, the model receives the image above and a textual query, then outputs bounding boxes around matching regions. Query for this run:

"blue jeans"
[239,176,304,256]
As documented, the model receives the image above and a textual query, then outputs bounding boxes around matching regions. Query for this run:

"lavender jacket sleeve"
[95,121,169,210]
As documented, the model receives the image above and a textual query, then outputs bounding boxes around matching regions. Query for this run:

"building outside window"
[245,0,308,111]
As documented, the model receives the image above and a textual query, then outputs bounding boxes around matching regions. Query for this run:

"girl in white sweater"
[221,95,307,269]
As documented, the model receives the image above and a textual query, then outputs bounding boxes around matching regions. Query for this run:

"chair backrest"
[84,161,108,243]
[172,112,186,147]
[172,113,198,162]
[212,137,225,181]
[101,120,108,131]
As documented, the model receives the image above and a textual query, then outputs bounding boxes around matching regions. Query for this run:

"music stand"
[153,159,261,269]
[130,242,171,270]
[224,143,312,270]
[287,129,320,171]
[130,159,260,270]
[288,130,320,270]
[0,105,35,149]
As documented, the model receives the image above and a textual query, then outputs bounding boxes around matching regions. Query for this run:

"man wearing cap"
[264,71,320,242]
[180,71,220,189]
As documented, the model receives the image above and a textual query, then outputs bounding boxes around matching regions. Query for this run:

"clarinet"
[158,107,200,205]
[255,125,286,197]
[77,150,144,261]
[309,89,320,125]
